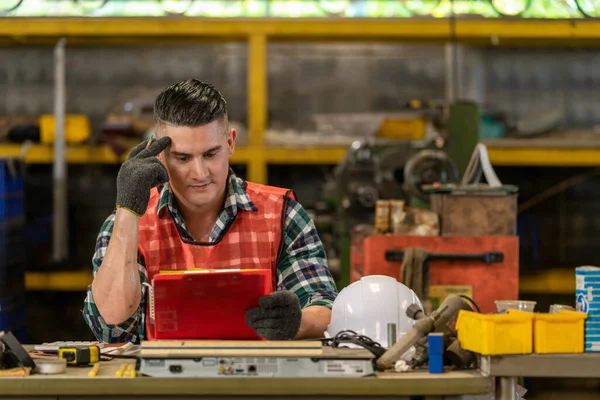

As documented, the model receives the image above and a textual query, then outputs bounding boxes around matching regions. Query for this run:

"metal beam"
[0,18,452,42]
[52,38,68,262]
[1,18,598,45]
[247,34,268,184]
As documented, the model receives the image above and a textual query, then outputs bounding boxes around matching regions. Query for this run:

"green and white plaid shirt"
[82,169,338,343]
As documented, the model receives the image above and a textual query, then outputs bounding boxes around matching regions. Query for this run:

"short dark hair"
[154,79,228,130]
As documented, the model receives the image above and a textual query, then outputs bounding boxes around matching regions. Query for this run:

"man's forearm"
[91,208,142,325]
[296,305,332,339]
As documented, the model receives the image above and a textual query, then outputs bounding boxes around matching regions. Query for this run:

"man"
[82,79,338,343]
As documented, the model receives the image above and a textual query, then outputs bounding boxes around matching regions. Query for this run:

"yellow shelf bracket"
[247,33,267,184]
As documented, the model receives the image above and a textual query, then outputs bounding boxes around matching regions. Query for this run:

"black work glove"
[246,291,302,341]
[116,137,171,216]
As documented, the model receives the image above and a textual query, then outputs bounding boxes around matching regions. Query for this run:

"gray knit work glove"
[246,291,302,340]
[116,137,171,216]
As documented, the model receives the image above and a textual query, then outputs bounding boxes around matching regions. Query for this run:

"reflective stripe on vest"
[137,181,295,340]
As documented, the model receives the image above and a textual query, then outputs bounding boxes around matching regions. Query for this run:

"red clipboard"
[151,269,272,340]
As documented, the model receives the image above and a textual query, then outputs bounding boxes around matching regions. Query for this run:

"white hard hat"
[326,275,423,348]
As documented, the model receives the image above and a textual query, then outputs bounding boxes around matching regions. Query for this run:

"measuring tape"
[58,346,100,366]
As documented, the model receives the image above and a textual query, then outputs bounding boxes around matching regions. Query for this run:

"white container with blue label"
[576,266,600,352]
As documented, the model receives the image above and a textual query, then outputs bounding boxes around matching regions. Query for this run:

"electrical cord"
[459,294,481,313]
[320,330,386,359]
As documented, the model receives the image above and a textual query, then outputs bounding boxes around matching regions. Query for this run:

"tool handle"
[385,250,504,264]
[377,317,434,370]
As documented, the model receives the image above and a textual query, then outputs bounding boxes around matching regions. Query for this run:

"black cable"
[322,330,386,359]
[101,354,138,360]
[459,294,481,313]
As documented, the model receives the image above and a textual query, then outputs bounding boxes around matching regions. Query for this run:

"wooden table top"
[0,359,491,397]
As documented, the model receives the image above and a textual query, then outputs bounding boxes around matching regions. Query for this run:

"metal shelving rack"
[1,17,599,290]
[0,18,600,184]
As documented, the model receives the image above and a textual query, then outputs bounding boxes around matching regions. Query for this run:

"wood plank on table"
[0,359,491,397]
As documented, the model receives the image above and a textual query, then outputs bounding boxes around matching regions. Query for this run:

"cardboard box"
[430,189,517,236]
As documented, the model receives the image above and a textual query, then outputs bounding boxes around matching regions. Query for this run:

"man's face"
[157,120,236,211]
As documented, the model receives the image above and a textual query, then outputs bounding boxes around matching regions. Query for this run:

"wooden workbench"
[0,359,492,399]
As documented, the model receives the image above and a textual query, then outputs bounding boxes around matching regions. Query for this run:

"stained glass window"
[0,0,594,18]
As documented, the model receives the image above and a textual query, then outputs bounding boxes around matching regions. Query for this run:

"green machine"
[445,101,480,179]
[321,101,480,288]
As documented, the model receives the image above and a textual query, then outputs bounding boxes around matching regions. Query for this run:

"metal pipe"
[386,323,396,348]
[495,377,518,400]
[53,38,68,262]
[377,314,438,370]
[444,43,456,104]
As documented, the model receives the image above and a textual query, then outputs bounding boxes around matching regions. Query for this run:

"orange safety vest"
[137,181,296,340]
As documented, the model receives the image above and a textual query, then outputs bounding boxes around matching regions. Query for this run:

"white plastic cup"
[549,304,575,314]
[495,300,537,313]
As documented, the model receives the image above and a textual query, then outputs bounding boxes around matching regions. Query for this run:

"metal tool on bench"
[377,295,476,371]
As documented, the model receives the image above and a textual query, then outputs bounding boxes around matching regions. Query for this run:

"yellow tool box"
[457,309,588,355]
[533,310,587,354]
[39,114,91,145]
[456,310,534,355]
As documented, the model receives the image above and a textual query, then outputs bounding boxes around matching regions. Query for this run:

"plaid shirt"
[82,170,338,343]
